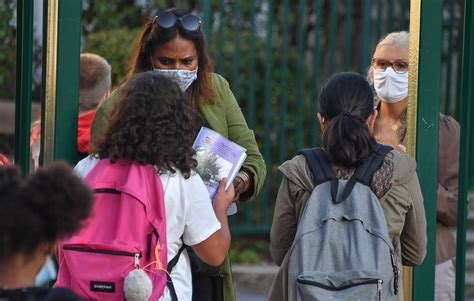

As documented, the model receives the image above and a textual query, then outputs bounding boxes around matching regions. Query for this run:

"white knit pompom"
[124,269,153,301]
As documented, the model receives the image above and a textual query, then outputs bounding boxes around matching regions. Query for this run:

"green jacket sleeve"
[200,74,267,202]
[90,90,119,148]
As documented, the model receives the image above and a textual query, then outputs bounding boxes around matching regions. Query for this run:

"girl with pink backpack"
[56,72,234,301]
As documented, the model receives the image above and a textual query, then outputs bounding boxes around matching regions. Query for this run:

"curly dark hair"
[96,71,200,178]
[0,162,93,261]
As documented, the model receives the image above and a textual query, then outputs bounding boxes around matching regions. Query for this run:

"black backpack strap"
[357,144,393,185]
[337,144,393,203]
[167,243,187,301]
[299,148,339,203]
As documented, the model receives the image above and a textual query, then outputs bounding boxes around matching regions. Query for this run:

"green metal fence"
[6,0,471,234]
[456,1,474,299]
[10,0,474,299]
[194,0,468,234]
[14,0,34,174]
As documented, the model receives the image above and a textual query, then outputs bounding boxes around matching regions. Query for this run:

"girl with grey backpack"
[268,72,427,301]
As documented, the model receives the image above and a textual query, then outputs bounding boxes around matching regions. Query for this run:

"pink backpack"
[55,158,178,300]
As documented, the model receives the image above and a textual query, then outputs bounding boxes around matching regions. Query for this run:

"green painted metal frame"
[261,0,275,228]
[294,0,305,153]
[15,0,34,174]
[244,3,258,227]
[246,2,257,128]
[360,0,372,74]
[54,0,82,163]
[41,0,82,165]
[444,0,455,115]
[278,0,289,165]
[411,0,443,300]
[456,0,474,299]
[202,0,211,44]
[310,0,322,148]
[328,1,337,76]
[343,0,353,70]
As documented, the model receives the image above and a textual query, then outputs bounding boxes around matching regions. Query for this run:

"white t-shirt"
[74,156,222,301]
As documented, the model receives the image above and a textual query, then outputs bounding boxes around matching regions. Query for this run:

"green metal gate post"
[15,0,34,174]
[409,0,443,300]
[202,0,211,44]
[42,0,82,165]
[360,0,372,75]
[456,0,474,299]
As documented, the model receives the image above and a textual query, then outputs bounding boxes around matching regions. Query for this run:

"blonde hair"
[79,53,112,112]
[367,31,409,86]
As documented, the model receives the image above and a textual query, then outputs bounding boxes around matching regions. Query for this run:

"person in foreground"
[66,72,234,301]
[368,31,460,301]
[268,72,427,301]
[0,162,93,301]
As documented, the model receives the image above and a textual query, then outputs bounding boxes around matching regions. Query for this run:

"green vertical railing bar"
[262,0,274,224]
[376,0,383,50]
[360,0,372,74]
[246,3,257,128]
[244,3,258,226]
[412,0,443,300]
[455,39,463,122]
[278,0,289,164]
[455,0,473,299]
[444,0,455,115]
[202,0,212,44]
[328,1,337,75]
[232,0,241,103]
[344,0,353,70]
[471,115,474,186]
[216,0,225,76]
[387,1,394,32]
[398,1,404,30]
[295,0,305,152]
[14,0,34,174]
[53,0,82,163]
[310,0,322,147]
[401,0,409,30]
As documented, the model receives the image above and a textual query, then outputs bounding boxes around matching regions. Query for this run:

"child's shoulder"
[160,170,208,194]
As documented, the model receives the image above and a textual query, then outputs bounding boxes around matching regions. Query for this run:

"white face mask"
[373,67,408,103]
[154,67,198,92]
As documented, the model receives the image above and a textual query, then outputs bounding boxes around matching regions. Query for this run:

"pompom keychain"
[124,243,169,301]
[124,269,153,301]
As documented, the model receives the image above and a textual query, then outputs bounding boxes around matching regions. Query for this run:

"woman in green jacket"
[90,8,266,301]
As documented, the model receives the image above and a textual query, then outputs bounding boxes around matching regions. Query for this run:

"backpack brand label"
[90,281,115,293]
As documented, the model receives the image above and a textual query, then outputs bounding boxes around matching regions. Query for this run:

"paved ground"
[236,290,267,301]
[233,264,278,301]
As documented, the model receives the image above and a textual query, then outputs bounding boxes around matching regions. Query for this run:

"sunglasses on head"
[155,11,201,32]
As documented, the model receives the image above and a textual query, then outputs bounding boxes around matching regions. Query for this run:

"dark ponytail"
[319,72,377,167]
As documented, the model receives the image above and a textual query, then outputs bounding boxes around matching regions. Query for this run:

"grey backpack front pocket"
[297,270,383,301]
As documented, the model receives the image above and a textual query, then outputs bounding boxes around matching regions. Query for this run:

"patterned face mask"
[153,67,198,92]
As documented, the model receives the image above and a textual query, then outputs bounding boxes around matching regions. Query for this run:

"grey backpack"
[288,145,399,301]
